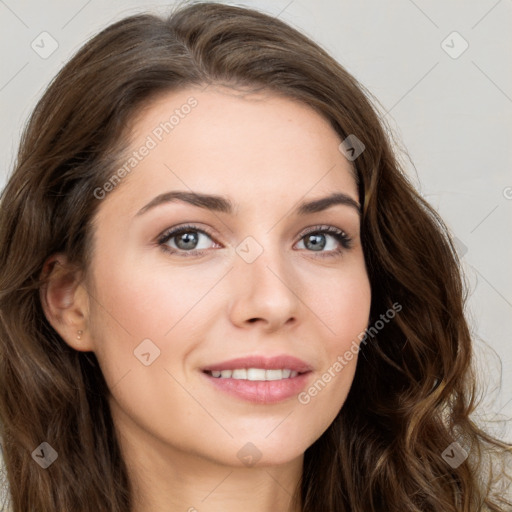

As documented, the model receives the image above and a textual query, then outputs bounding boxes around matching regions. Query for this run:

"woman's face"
[85,86,371,468]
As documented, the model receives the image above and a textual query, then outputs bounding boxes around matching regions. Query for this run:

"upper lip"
[201,355,313,373]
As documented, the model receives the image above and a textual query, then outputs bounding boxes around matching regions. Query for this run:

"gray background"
[1,0,511,439]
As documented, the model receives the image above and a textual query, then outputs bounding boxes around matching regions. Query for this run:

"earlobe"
[39,253,93,352]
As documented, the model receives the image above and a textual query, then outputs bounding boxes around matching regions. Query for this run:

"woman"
[0,2,510,511]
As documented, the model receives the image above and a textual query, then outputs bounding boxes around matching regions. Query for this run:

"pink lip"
[201,354,313,373]
[202,372,312,404]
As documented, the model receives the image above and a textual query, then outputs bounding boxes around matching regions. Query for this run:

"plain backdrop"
[0,0,511,443]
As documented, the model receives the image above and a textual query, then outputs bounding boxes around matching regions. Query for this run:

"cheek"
[317,279,370,339]
[302,258,371,349]
[295,260,370,414]
[90,253,220,337]
[87,254,225,382]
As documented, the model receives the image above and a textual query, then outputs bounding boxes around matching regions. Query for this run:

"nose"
[227,242,300,333]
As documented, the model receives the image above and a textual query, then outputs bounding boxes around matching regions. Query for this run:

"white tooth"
[266,369,283,380]
[247,368,267,381]
[232,369,247,379]
[212,368,297,380]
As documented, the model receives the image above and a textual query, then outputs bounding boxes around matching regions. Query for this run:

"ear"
[39,253,93,352]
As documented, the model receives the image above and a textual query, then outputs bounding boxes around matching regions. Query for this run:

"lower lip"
[202,371,312,404]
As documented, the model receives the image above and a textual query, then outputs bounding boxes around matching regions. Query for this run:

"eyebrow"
[135,190,361,217]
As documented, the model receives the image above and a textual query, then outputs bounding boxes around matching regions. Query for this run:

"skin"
[41,86,371,512]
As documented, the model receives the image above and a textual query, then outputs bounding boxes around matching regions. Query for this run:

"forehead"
[96,86,358,219]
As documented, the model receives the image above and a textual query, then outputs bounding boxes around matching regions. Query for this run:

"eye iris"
[175,231,199,250]
[305,233,326,251]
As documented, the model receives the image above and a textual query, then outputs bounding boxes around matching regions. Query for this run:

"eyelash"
[157,224,353,258]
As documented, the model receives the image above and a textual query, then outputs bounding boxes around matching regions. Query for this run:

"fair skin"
[41,86,371,512]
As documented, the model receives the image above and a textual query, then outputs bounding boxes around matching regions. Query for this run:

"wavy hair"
[0,2,510,511]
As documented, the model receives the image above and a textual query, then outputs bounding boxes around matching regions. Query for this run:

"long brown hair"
[0,2,510,511]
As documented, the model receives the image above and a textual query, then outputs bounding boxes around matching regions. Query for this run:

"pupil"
[306,233,325,251]
[177,231,198,250]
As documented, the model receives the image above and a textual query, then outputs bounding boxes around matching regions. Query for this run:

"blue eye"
[296,225,352,257]
[158,224,216,256]
[157,224,352,258]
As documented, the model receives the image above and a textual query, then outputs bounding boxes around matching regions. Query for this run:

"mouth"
[200,355,313,404]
